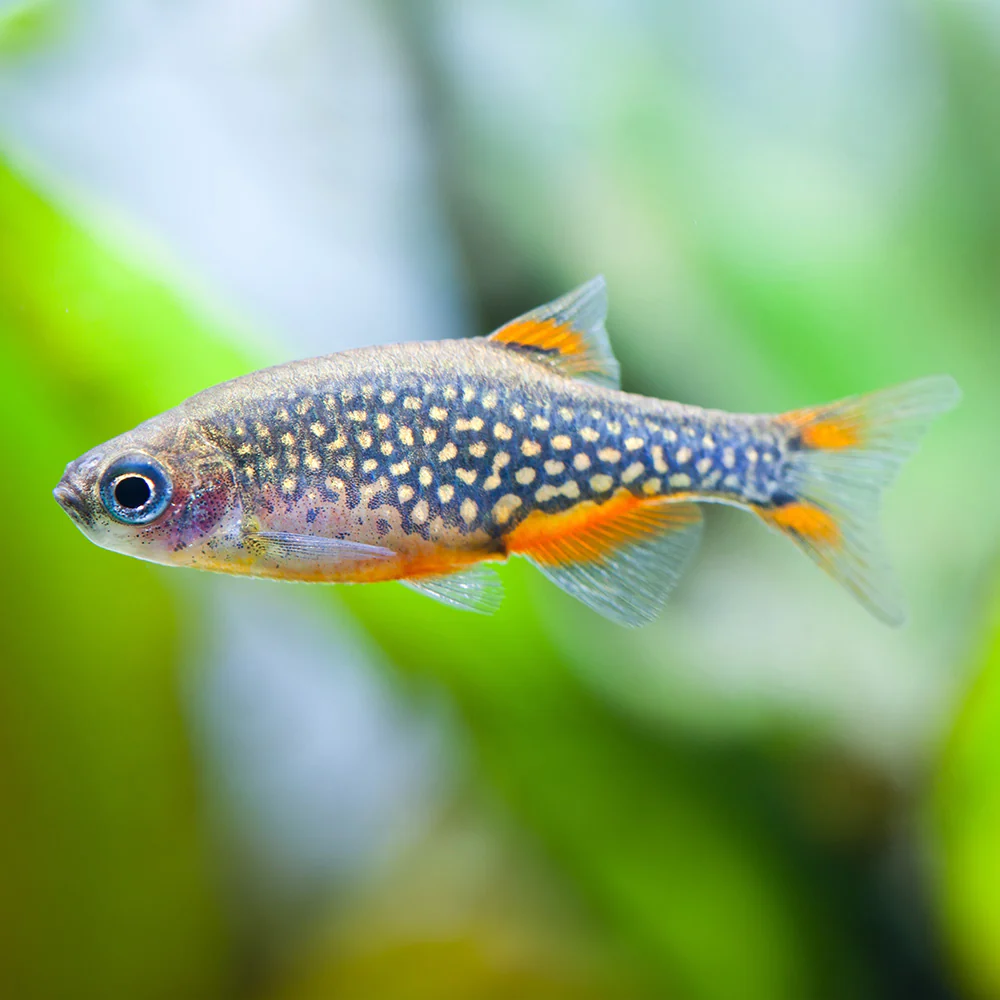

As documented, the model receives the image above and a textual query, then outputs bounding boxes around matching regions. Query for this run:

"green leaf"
[0,0,62,59]
[0,157,241,1000]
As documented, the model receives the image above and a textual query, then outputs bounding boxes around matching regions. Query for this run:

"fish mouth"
[53,480,90,526]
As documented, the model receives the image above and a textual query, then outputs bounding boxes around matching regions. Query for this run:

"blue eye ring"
[99,455,172,525]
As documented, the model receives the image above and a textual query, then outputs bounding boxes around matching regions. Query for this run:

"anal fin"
[507,493,703,627]
[403,563,504,615]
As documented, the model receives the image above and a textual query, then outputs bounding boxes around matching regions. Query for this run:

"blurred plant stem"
[933,585,1000,1000]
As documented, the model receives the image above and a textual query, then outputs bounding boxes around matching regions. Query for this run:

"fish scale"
[54,276,959,627]
[227,367,791,546]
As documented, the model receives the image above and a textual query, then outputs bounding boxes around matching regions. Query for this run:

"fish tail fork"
[756,375,960,625]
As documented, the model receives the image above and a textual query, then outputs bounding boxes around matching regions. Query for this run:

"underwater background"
[1,1,998,998]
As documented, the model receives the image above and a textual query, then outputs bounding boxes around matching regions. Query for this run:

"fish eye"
[99,455,172,525]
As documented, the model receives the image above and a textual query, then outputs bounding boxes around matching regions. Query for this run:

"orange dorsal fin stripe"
[491,316,586,358]
[486,276,621,389]
[505,491,704,627]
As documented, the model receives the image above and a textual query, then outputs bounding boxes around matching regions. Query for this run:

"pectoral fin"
[507,492,703,627]
[246,530,395,567]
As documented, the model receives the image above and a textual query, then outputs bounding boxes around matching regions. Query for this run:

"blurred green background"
[1,1,998,998]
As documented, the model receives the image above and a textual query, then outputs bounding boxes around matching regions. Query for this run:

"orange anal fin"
[507,491,703,627]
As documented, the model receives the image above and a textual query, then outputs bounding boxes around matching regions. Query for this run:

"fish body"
[54,278,959,626]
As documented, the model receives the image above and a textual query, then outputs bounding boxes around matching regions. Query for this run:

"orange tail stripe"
[799,419,861,450]
[762,501,841,547]
[779,406,863,450]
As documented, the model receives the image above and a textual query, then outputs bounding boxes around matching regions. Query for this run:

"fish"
[53,277,959,627]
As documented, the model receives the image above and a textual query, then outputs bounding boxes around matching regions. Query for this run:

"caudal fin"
[758,376,960,625]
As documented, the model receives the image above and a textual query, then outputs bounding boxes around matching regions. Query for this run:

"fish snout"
[53,476,90,525]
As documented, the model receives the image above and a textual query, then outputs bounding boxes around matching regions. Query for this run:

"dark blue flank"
[224,372,793,541]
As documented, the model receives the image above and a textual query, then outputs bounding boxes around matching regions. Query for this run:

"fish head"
[53,412,242,567]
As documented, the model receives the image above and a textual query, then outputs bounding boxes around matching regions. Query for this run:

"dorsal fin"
[486,276,621,388]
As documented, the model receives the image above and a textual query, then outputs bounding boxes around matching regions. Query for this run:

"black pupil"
[114,475,152,510]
